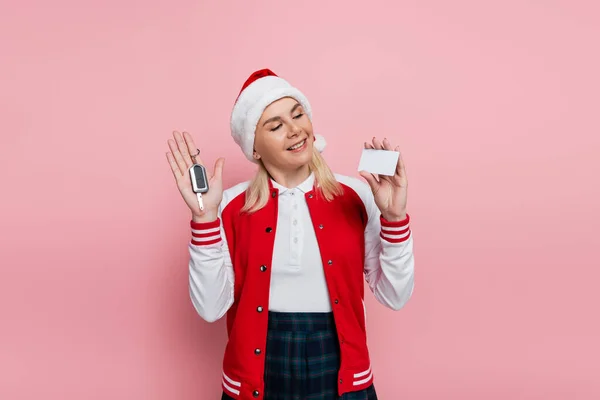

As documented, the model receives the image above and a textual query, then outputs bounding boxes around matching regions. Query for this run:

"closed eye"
[270,124,282,132]
[293,113,304,119]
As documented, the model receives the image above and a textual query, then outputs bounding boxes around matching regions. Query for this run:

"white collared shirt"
[268,173,332,312]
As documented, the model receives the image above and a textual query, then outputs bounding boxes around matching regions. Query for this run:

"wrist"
[381,212,407,222]
[192,210,218,223]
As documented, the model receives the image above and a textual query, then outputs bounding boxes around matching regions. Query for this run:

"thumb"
[213,157,225,180]
[359,171,379,193]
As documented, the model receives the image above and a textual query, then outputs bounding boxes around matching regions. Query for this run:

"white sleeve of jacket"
[187,203,234,323]
[362,184,415,311]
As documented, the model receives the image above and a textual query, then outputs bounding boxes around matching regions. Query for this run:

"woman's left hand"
[359,137,408,222]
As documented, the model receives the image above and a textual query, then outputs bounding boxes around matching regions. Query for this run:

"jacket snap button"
[339,379,343,384]
[334,299,339,304]
[308,194,313,198]
[328,260,333,265]
[271,191,276,198]
[253,390,260,397]
[319,224,324,229]
[260,265,267,272]
[257,306,263,312]
[254,348,261,355]
[266,227,272,233]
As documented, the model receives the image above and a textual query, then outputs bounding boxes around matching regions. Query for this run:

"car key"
[189,164,209,211]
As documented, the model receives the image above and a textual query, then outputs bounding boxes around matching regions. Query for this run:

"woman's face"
[253,97,314,170]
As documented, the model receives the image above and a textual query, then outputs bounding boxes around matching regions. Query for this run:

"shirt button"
[253,390,260,397]
[257,306,263,312]
[293,220,297,225]
[334,299,339,304]
[260,265,267,272]
[254,348,261,355]
[294,238,298,243]
[328,260,333,265]
[319,224,324,229]
[266,227,272,233]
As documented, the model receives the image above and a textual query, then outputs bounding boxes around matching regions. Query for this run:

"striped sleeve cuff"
[190,218,222,246]
[380,214,411,243]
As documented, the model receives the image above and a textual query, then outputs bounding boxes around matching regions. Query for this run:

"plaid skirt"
[221,311,377,400]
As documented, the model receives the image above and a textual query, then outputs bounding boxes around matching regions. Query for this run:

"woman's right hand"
[166,130,225,222]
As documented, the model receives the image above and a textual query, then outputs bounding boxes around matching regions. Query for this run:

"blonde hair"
[241,146,344,214]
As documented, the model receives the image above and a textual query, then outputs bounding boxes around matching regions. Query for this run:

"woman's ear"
[253,148,261,160]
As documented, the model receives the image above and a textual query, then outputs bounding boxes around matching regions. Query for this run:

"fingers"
[168,130,203,177]
[371,137,384,150]
[397,148,407,183]
[369,137,395,151]
[183,131,204,166]
[166,152,182,179]
[213,157,225,180]
[172,131,194,166]
[359,171,380,193]
[168,138,188,177]
[382,138,394,151]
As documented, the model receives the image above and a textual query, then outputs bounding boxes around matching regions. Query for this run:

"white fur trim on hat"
[230,73,326,163]
[313,133,326,152]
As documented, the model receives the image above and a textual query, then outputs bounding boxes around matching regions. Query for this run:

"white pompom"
[313,133,327,152]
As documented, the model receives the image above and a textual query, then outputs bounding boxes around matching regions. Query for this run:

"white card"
[357,148,399,176]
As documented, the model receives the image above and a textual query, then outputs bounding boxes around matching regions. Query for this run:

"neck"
[265,163,311,189]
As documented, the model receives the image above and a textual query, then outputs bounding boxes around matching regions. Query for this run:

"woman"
[166,69,415,400]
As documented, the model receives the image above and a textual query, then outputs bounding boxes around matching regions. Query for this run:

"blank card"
[357,148,399,176]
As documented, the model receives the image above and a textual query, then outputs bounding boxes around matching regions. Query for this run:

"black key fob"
[189,164,209,194]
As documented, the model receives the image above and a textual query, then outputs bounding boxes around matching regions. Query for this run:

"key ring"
[191,149,200,164]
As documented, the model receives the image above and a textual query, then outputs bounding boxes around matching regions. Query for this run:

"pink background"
[1,0,599,398]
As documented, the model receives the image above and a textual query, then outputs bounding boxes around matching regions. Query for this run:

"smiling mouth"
[287,139,306,151]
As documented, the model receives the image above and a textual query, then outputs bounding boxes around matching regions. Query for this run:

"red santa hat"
[230,68,326,163]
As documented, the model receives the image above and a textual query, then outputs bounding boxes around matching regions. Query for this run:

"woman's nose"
[289,123,302,136]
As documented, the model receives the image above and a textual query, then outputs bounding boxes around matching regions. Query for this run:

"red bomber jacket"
[187,173,415,399]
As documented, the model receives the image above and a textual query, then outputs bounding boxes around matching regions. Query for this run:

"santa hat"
[230,68,326,163]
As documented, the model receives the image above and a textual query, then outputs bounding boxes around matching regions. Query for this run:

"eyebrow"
[262,103,303,126]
